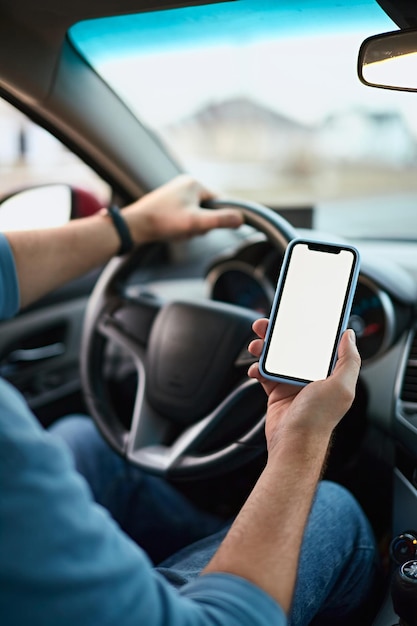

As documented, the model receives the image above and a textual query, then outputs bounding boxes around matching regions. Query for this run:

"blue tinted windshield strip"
[69,0,393,62]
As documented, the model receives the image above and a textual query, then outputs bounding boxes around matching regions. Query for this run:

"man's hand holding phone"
[248,318,361,452]
[258,239,360,386]
[205,320,362,612]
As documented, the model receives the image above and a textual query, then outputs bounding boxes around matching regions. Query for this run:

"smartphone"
[259,238,360,385]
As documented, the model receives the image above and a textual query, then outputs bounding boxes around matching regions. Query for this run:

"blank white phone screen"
[264,243,355,382]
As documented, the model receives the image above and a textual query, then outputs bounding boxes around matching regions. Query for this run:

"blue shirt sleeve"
[0,376,285,626]
[0,233,19,319]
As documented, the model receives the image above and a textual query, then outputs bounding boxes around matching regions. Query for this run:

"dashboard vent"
[400,331,417,404]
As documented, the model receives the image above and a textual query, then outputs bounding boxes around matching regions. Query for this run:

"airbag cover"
[146,300,257,423]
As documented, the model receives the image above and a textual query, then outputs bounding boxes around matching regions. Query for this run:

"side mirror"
[0,184,102,231]
[358,28,417,92]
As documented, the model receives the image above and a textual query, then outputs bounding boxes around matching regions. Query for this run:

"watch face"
[401,560,417,582]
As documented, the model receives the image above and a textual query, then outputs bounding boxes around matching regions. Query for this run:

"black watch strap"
[105,205,134,256]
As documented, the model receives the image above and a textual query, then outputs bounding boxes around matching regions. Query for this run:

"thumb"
[328,329,361,399]
[196,208,243,231]
[215,208,244,228]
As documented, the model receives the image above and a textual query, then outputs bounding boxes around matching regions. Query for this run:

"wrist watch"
[101,205,134,256]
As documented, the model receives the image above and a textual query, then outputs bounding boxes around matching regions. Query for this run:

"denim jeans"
[50,415,377,626]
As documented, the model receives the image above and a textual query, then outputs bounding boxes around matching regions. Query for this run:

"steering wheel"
[80,199,297,479]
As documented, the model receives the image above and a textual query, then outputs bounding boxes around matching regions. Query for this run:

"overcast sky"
[96,31,417,138]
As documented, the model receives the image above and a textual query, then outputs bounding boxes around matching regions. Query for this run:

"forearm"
[203,430,331,613]
[4,175,243,310]
[5,211,125,309]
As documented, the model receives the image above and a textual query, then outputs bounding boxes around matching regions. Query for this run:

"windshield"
[69,0,417,240]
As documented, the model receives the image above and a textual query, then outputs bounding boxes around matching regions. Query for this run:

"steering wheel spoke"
[97,294,161,353]
[128,378,264,477]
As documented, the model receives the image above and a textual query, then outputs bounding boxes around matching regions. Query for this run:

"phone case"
[258,238,360,386]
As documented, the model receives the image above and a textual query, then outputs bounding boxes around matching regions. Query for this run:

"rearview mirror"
[358,29,417,92]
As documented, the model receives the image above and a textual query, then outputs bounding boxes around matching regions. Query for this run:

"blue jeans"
[50,415,378,626]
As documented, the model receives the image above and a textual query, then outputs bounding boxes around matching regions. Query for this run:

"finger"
[193,208,243,231]
[247,361,259,380]
[248,362,288,398]
[215,209,244,228]
[252,318,269,340]
[326,330,361,404]
[334,330,361,377]
[248,337,264,358]
[248,362,273,392]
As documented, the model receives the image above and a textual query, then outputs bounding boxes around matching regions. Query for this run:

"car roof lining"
[376,0,417,29]
[0,0,230,38]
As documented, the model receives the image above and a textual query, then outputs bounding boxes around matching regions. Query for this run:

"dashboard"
[127,222,417,442]
[122,225,417,478]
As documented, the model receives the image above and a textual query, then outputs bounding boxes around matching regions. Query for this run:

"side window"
[0,98,111,229]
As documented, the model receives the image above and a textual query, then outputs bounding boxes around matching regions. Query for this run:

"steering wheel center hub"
[146,300,258,424]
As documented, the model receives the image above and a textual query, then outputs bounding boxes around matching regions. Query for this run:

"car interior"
[3,0,417,623]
